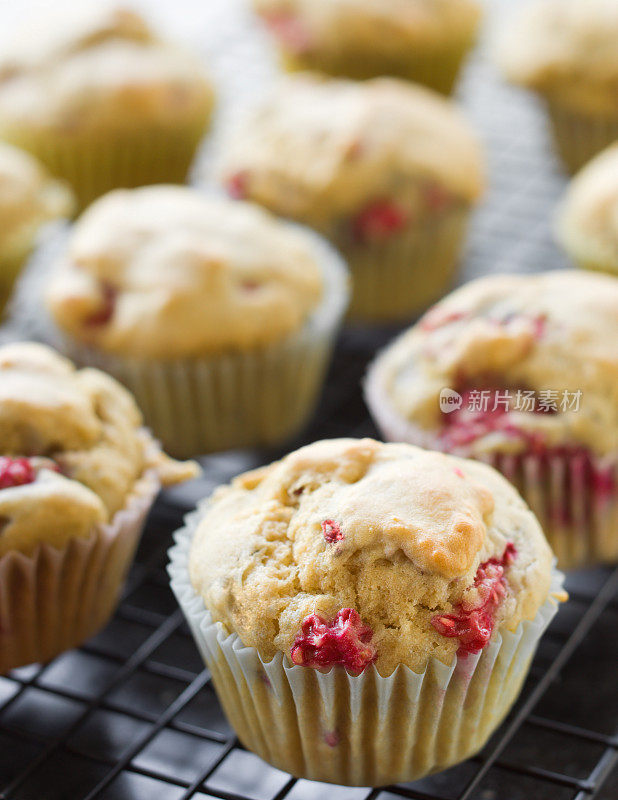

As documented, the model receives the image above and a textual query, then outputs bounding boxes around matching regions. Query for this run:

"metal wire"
[0,1,617,797]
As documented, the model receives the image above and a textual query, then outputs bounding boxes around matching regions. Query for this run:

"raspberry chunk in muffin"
[290,608,376,674]
[432,543,517,656]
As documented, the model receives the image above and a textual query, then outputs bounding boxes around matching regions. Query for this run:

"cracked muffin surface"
[368,271,618,459]
[0,342,197,556]
[46,186,324,359]
[189,438,554,675]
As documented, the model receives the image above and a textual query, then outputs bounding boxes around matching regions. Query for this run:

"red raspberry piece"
[352,200,408,243]
[290,608,376,674]
[321,519,344,544]
[263,12,312,53]
[227,171,249,200]
[431,543,517,656]
[84,283,117,327]
[419,308,467,332]
[0,457,36,489]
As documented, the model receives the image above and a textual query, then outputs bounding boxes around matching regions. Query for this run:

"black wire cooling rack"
[0,0,617,798]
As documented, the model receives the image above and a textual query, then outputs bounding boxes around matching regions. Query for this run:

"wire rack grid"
[0,0,617,798]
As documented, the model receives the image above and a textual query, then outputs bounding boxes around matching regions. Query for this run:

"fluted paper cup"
[168,505,564,787]
[545,102,618,175]
[331,207,469,323]
[52,226,349,458]
[0,469,160,674]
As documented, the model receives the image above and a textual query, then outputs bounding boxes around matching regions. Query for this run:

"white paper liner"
[46,221,349,458]
[327,207,469,323]
[365,359,618,570]
[0,469,160,674]
[545,102,618,175]
[168,505,564,787]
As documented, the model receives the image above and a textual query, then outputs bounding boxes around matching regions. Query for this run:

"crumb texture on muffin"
[0,142,72,250]
[46,186,324,358]
[557,143,618,273]
[497,0,618,113]
[254,0,481,52]
[222,75,484,227]
[0,341,197,555]
[0,5,214,130]
[372,271,618,458]
[189,438,553,675]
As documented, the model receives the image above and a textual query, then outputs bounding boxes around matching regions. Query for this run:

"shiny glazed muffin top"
[189,438,555,675]
[46,186,325,359]
[0,342,197,556]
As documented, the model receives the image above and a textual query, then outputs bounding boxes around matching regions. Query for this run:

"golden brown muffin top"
[369,271,618,458]
[190,438,556,675]
[497,0,618,113]
[0,342,197,556]
[254,0,481,53]
[0,6,213,130]
[221,75,485,226]
[0,142,72,251]
[46,186,326,359]
[556,143,618,273]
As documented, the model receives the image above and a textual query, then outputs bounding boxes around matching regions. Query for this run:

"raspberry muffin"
[0,341,197,673]
[170,438,564,785]
[221,75,484,322]
[497,0,618,173]
[556,143,618,276]
[366,271,618,569]
[254,0,482,95]
[45,185,348,457]
[0,142,73,317]
[0,6,214,208]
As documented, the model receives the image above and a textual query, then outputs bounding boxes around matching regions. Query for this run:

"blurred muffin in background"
[0,6,215,208]
[221,75,485,323]
[46,185,348,457]
[497,0,618,173]
[253,0,482,95]
[0,341,197,673]
[365,271,618,569]
[0,142,72,317]
[556,142,618,276]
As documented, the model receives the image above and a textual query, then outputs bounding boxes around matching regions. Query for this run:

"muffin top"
[222,75,485,227]
[368,271,618,459]
[497,0,618,112]
[0,142,73,252]
[46,185,325,359]
[0,6,213,130]
[0,342,197,556]
[254,0,481,53]
[556,144,618,271]
[189,438,556,675]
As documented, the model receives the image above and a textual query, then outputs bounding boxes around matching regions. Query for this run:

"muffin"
[0,6,215,208]
[497,0,618,173]
[366,271,618,569]
[556,143,618,275]
[0,341,197,673]
[222,75,485,323]
[45,185,349,457]
[169,437,565,786]
[253,0,482,95]
[0,142,73,317]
